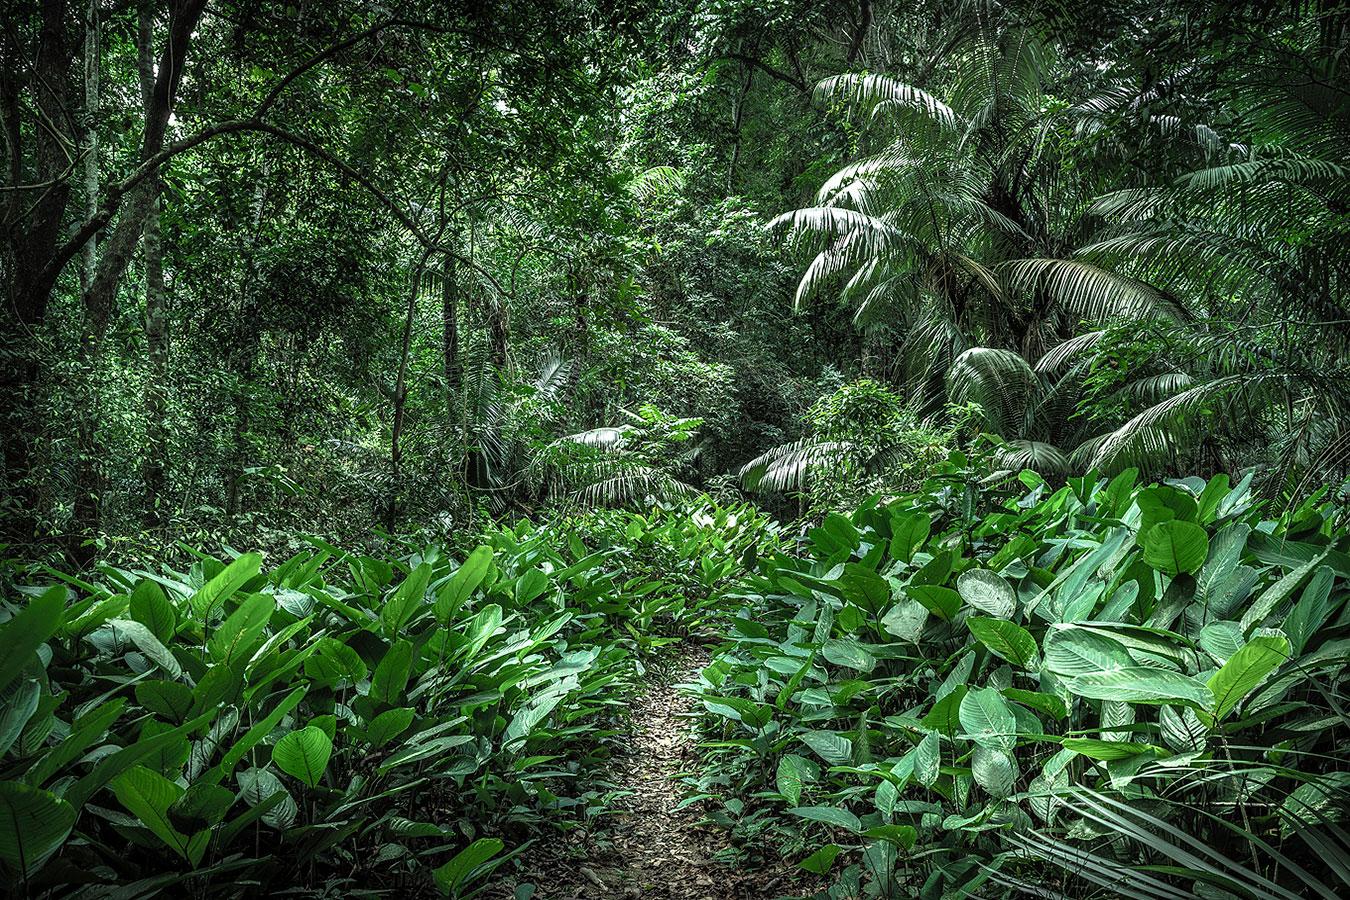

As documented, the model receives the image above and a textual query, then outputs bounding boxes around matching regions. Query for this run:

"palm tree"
[771,21,1178,428]
[1059,28,1350,490]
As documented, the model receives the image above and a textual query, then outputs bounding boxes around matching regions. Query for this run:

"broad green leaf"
[799,843,843,875]
[903,585,961,621]
[111,766,195,861]
[0,681,41,758]
[378,734,475,774]
[1197,621,1245,665]
[218,686,307,774]
[237,767,296,829]
[837,563,890,614]
[1208,635,1290,721]
[370,639,414,705]
[65,710,215,809]
[169,782,235,832]
[1043,626,1133,677]
[103,620,182,678]
[434,550,494,626]
[0,781,75,877]
[889,511,930,563]
[800,730,853,766]
[910,731,940,787]
[434,837,504,896]
[0,587,65,694]
[272,726,332,788]
[956,570,1016,619]
[1069,667,1213,709]
[959,687,1017,752]
[382,563,432,635]
[1062,737,1153,759]
[514,568,551,604]
[1136,485,1197,539]
[1143,520,1209,576]
[1283,566,1336,655]
[921,686,967,737]
[189,553,262,620]
[971,746,1016,798]
[966,617,1037,668]
[207,592,274,664]
[364,707,416,748]
[822,638,876,672]
[881,598,928,641]
[1003,688,1068,720]
[503,693,563,751]
[136,680,194,724]
[27,698,124,787]
[1240,553,1326,632]
[789,805,861,832]
[862,824,918,848]
[776,754,815,805]
[129,581,175,643]
[459,604,503,663]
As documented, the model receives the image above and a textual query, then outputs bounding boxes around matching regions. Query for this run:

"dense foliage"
[0,502,773,895]
[691,460,1350,897]
[2,0,1348,897]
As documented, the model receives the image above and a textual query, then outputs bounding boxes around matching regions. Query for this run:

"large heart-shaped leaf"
[1143,520,1210,576]
[272,725,333,788]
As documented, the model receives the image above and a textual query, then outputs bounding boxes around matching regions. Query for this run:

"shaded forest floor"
[486,647,809,899]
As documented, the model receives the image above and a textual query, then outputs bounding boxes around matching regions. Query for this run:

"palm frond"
[739,438,855,494]
[947,347,1041,437]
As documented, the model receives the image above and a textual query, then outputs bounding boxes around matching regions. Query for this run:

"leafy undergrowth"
[0,500,775,897]
[689,459,1350,899]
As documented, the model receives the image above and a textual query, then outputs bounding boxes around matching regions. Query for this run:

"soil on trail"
[485,648,805,899]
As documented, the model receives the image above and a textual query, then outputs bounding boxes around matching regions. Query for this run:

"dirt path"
[486,647,802,899]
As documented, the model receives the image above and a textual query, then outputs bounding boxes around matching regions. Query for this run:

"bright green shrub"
[691,462,1350,898]
[0,506,753,896]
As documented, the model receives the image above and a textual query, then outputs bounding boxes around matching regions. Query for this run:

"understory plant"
[0,503,766,897]
[690,458,1350,898]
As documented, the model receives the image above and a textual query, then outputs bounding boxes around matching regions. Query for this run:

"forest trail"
[488,647,801,899]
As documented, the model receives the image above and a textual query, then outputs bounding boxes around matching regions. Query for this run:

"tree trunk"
[81,0,99,291]
[69,0,207,561]
[0,1,76,545]
[69,0,103,565]
[139,1,168,528]
[387,252,433,529]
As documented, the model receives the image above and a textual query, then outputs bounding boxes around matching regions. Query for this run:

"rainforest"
[1,1,1348,898]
